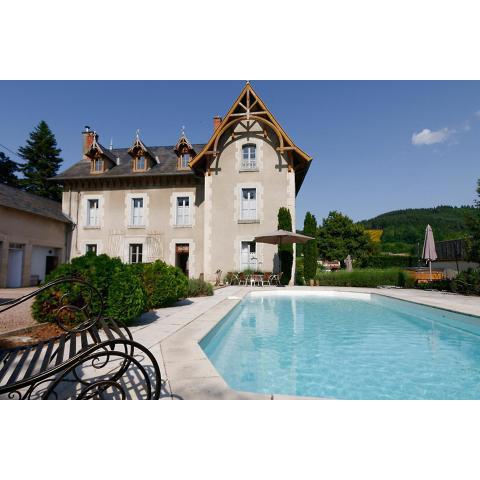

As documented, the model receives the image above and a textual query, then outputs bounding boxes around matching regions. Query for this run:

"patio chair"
[239,273,250,286]
[263,272,272,286]
[270,272,283,286]
[0,277,162,400]
[215,269,222,286]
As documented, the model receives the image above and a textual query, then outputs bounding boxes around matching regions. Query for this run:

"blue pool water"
[199,292,480,399]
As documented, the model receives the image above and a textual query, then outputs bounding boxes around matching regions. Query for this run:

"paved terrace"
[129,286,480,400]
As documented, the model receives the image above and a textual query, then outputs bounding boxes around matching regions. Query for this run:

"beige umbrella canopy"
[422,224,438,281]
[254,230,315,285]
[254,229,314,246]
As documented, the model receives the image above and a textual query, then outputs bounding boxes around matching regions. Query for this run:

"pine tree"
[0,151,20,187]
[18,121,63,201]
[277,207,293,285]
[303,211,318,282]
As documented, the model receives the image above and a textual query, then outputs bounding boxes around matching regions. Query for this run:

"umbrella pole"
[429,260,432,282]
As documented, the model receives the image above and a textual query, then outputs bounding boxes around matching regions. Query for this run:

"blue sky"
[0,80,479,228]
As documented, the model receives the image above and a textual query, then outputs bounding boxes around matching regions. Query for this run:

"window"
[240,241,257,271]
[241,144,257,169]
[86,244,97,255]
[92,159,103,173]
[129,244,143,264]
[131,197,144,226]
[176,196,191,225]
[86,199,99,226]
[135,156,146,171]
[180,153,190,169]
[240,188,257,220]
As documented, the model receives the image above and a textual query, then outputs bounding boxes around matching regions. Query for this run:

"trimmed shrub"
[32,253,124,325]
[303,211,318,281]
[140,260,188,309]
[315,268,416,288]
[105,264,147,324]
[278,207,293,285]
[187,278,213,297]
[358,255,418,269]
[32,255,190,326]
[451,269,480,295]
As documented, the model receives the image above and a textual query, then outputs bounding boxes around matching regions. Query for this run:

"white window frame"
[176,196,191,226]
[171,192,195,227]
[240,241,257,271]
[241,144,257,170]
[240,188,257,221]
[125,193,148,228]
[129,243,143,264]
[86,199,99,227]
[131,197,144,226]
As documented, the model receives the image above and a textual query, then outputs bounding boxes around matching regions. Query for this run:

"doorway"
[175,243,189,276]
[7,244,24,288]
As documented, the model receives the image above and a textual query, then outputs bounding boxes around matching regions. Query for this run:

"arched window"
[241,144,256,169]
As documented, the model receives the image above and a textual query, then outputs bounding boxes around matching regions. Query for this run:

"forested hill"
[359,206,476,251]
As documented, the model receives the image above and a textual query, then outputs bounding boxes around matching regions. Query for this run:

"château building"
[54,82,312,281]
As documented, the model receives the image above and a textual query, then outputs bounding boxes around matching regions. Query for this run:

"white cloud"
[475,110,480,117]
[411,127,450,146]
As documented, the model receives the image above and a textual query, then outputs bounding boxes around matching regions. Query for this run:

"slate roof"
[0,184,71,223]
[54,144,206,181]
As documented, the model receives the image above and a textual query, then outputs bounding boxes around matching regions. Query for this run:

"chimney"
[213,116,222,131]
[82,125,96,157]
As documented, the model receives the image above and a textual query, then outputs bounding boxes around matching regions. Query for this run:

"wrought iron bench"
[0,278,162,400]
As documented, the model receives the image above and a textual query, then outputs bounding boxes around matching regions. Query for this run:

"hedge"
[32,254,190,325]
[357,255,418,269]
[315,268,416,288]
[187,278,213,297]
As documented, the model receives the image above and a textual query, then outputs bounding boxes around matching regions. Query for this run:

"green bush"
[140,260,188,309]
[451,269,480,295]
[315,268,416,288]
[32,254,190,325]
[357,254,418,269]
[31,253,124,325]
[187,278,213,297]
[105,264,147,324]
[415,279,453,292]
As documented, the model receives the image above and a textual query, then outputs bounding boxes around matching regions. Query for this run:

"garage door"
[7,246,23,288]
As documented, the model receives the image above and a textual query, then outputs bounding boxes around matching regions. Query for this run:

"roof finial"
[181,125,186,137]
[135,129,140,140]
[109,138,113,150]
[246,80,250,85]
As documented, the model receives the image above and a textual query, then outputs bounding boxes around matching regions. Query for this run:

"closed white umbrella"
[422,224,437,282]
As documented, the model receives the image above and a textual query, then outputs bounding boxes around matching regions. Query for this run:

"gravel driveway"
[0,287,37,334]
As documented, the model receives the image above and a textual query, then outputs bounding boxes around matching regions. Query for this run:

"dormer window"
[91,158,104,173]
[134,156,147,172]
[241,144,257,170]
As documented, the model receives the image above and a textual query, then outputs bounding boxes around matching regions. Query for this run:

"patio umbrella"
[254,230,314,285]
[422,224,437,282]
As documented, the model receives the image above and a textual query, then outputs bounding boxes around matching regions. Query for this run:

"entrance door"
[175,243,189,276]
[45,255,58,276]
[7,247,23,287]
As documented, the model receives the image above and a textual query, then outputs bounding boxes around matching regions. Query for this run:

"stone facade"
[56,83,312,282]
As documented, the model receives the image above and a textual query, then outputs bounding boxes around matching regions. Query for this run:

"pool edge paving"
[157,286,480,400]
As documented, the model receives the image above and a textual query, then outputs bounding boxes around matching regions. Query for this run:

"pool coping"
[160,286,480,400]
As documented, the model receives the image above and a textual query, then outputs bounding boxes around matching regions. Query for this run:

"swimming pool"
[199,291,480,399]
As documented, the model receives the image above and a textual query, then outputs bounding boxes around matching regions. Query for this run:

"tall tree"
[18,121,63,201]
[303,211,318,281]
[277,207,293,285]
[318,211,375,264]
[0,151,20,187]
[466,179,480,262]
